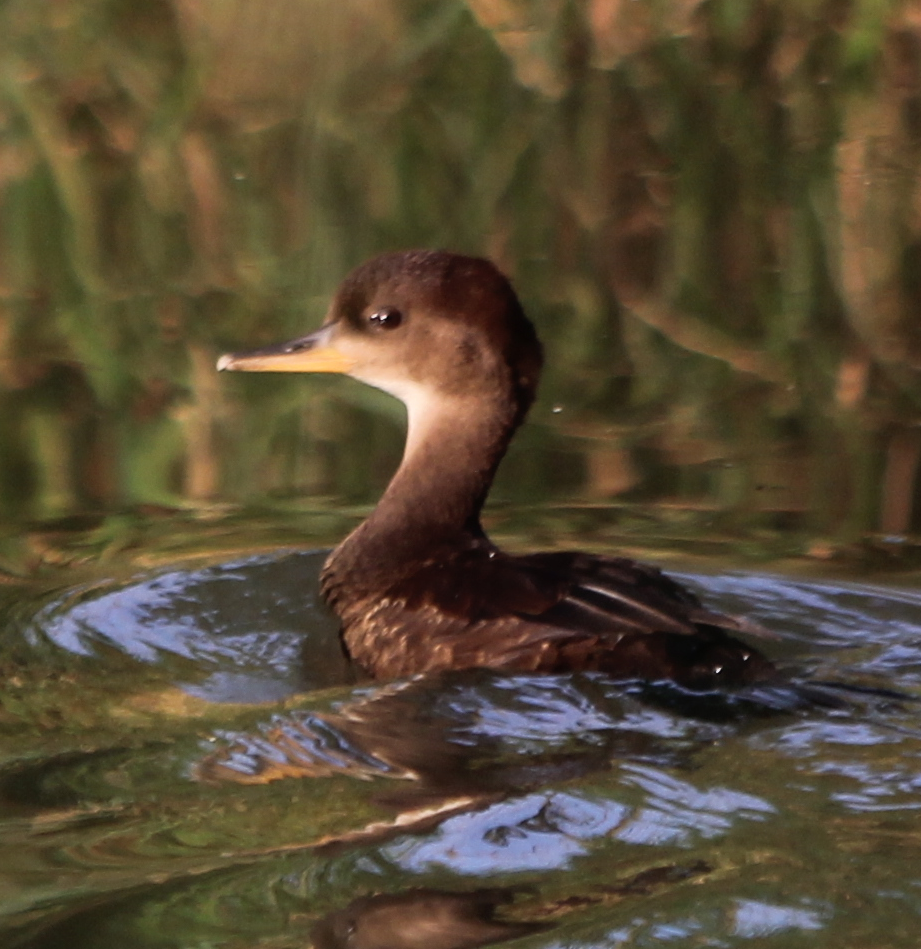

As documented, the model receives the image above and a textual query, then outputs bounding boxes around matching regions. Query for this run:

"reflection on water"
[20,550,349,702]
[310,888,550,949]
[732,900,825,939]
[1,544,921,946]
[383,774,769,875]
[2,0,921,559]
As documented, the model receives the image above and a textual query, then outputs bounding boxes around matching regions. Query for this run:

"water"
[1,541,920,948]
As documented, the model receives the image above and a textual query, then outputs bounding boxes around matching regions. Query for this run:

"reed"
[0,0,918,548]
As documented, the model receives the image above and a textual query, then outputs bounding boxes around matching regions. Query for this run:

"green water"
[1,536,920,947]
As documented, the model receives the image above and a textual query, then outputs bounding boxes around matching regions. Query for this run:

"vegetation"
[2,0,921,553]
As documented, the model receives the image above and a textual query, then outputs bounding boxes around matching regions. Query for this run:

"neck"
[325,390,519,585]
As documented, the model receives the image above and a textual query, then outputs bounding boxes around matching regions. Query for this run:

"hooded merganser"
[218,250,775,690]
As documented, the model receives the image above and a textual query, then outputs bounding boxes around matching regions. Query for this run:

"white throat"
[353,374,454,464]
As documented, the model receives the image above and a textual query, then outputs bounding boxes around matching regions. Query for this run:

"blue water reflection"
[615,764,774,846]
[385,764,774,876]
[19,550,349,700]
[687,573,921,656]
[386,791,629,874]
[732,900,825,938]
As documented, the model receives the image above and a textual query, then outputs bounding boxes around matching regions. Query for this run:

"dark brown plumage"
[218,250,776,690]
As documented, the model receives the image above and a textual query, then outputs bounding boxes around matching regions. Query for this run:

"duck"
[217,250,776,691]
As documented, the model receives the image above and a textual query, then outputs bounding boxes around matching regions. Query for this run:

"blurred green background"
[3,0,921,564]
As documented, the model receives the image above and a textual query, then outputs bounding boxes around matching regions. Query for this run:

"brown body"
[219,250,776,691]
[324,544,773,689]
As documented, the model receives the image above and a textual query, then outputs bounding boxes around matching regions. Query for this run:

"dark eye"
[368,307,403,330]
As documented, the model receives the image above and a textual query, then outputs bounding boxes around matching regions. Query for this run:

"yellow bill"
[217,326,354,374]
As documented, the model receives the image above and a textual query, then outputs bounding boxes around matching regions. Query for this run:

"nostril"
[284,340,311,353]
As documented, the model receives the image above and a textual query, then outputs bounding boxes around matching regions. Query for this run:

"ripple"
[732,899,826,937]
[385,791,629,874]
[19,550,350,698]
[683,572,921,654]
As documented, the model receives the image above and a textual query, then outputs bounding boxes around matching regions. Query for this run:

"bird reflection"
[195,671,706,797]
[309,862,712,949]
[310,888,547,949]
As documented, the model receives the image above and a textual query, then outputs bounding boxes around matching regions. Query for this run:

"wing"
[514,550,774,641]
[389,547,768,638]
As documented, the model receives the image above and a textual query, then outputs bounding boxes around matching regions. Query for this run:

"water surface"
[1,539,920,948]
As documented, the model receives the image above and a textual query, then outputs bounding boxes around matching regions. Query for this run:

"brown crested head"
[217,249,544,436]
[325,250,543,416]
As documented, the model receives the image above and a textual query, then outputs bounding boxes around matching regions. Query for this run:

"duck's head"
[217,251,543,429]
